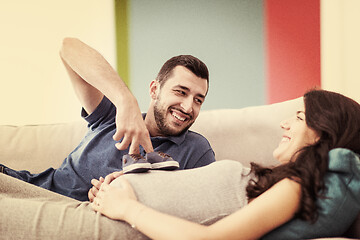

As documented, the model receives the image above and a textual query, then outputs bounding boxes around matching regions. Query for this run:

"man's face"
[152,66,208,136]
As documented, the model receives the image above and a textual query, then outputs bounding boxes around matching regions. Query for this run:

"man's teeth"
[172,112,186,121]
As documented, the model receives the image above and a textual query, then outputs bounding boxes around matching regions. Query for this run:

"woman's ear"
[149,80,159,100]
[310,131,321,145]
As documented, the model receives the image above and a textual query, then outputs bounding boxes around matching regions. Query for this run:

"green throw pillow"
[262,148,360,240]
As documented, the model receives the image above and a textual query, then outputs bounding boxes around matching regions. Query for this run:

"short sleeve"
[81,96,116,129]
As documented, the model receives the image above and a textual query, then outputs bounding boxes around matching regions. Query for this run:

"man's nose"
[180,97,193,113]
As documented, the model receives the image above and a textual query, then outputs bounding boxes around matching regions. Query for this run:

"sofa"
[0,97,359,239]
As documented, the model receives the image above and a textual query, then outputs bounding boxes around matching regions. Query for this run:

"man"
[0,38,215,201]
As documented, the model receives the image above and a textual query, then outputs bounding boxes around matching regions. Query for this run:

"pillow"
[262,148,360,240]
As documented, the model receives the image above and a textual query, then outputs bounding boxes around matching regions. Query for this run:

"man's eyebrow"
[174,85,206,99]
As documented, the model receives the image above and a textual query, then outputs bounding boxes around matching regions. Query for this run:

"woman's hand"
[88,176,104,202]
[88,171,123,202]
[91,178,137,220]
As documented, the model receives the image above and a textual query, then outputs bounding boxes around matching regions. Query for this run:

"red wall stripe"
[265,0,321,103]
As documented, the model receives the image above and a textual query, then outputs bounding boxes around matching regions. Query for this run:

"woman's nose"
[280,118,291,130]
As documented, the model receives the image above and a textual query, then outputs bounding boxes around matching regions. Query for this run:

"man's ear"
[149,80,159,100]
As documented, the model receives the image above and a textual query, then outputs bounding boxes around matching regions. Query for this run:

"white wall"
[0,0,116,125]
[321,0,360,103]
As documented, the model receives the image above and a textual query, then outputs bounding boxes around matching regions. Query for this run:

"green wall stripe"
[115,0,130,87]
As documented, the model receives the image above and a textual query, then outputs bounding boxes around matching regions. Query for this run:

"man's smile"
[169,108,192,125]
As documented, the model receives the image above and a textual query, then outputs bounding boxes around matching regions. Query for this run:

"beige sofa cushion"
[191,97,303,167]
[0,121,87,172]
[0,97,303,172]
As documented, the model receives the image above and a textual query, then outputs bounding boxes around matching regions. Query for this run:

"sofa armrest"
[0,121,87,173]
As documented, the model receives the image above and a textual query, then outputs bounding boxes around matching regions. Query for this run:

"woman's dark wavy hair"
[246,89,360,222]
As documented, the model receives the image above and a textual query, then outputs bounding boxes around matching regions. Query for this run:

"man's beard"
[153,100,193,136]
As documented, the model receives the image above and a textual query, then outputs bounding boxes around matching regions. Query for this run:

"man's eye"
[175,90,186,95]
[195,98,203,105]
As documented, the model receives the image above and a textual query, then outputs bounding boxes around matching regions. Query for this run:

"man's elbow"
[59,37,79,59]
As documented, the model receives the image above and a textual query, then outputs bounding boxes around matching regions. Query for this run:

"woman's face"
[273,103,320,164]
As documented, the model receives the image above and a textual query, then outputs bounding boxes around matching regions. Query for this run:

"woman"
[90,89,360,240]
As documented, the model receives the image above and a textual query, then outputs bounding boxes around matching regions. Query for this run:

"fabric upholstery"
[0,97,359,239]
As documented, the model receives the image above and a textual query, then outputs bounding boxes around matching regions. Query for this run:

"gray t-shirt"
[110,160,253,239]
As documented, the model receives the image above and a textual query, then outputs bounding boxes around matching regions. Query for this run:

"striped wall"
[265,0,321,103]
[130,1,266,111]
[115,0,130,86]
[120,0,266,111]
[116,0,324,111]
[1,0,357,125]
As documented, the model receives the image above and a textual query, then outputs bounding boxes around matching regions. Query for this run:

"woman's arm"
[92,178,301,240]
[207,178,301,239]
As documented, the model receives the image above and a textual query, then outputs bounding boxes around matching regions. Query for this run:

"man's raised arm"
[59,37,153,154]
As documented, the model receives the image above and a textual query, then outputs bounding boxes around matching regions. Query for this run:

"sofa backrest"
[0,97,303,172]
[191,97,303,167]
[0,121,87,172]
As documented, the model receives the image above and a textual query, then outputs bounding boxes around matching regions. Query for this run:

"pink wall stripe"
[265,0,321,103]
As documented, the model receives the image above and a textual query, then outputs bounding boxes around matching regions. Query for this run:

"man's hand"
[88,171,124,202]
[113,98,154,154]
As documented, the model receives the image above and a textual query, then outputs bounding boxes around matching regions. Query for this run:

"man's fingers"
[141,138,154,153]
[115,136,132,151]
[128,138,141,155]
[113,129,124,142]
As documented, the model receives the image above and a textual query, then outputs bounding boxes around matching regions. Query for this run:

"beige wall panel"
[0,0,116,125]
[321,0,360,103]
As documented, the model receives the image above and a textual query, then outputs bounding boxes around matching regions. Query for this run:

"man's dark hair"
[156,55,209,95]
